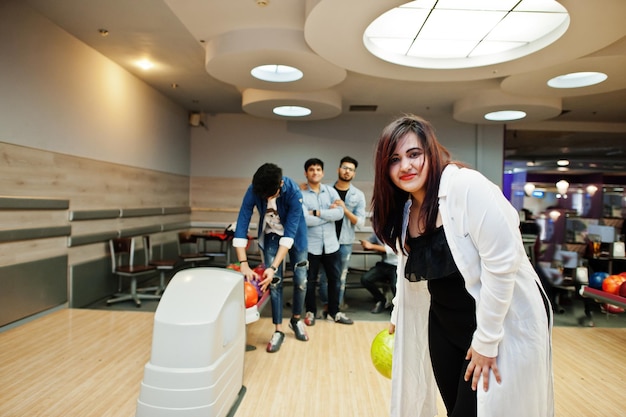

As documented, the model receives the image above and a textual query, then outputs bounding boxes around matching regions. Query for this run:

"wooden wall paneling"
[190,176,250,210]
[162,206,191,215]
[0,255,68,327]
[119,225,162,238]
[1,143,190,209]
[0,143,196,321]
[0,238,68,266]
[0,210,69,229]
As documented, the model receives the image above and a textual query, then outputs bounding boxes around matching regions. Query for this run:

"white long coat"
[390,164,554,417]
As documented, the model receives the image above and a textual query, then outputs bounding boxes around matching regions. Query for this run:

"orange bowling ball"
[244,281,258,308]
[602,275,626,295]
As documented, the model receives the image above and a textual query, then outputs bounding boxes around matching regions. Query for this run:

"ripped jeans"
[263,233,308,325]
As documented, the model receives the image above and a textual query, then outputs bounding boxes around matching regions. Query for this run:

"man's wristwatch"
[269,265,278,272]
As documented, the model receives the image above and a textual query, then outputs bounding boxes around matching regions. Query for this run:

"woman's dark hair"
[252,163,283,199]
[371,114,455,251]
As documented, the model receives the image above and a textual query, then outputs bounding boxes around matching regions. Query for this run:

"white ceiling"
[23,0,626,174]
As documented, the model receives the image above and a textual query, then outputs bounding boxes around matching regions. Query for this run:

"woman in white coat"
[371,115,554,417]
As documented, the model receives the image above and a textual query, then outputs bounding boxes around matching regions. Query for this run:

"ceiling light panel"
[251,64,303,82]
[419,10,506,41]
[547,72,608,88]
[363,0,568,69]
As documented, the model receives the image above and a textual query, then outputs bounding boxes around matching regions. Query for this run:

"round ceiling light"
[454,89,561,124]
[547,71,608,88]
[242,88,341,121]
[251,64,303,82]
[484,110,526,121]
[273,106,312,117]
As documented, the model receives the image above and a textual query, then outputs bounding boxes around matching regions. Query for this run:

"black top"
[405,226,458,282]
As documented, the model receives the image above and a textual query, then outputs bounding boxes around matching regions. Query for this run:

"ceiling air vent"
[349,105,378,112]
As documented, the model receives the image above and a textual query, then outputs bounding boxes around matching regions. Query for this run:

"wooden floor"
[0,309,624,417]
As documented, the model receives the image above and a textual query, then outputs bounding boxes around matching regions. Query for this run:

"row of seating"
[107,232,233,307]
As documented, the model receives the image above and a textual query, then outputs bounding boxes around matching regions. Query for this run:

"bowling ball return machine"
[135,267,249,417]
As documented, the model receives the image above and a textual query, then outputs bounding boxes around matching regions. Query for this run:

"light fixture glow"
[136,59,154,70]
[523,183,536,196]
[484,110,526,121]
[547,72,608,88]
[586,184,598,196]
[272,106,311,117]
[549,210,561,221]
[556,179,569,195]
[557,159,569,166]
[251,65,303,82]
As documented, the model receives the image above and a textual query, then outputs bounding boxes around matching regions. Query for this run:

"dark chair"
[177,231,212,267]
[108,237,160,307]
[142,235,180,296]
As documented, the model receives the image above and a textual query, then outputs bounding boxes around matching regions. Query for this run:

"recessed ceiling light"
[364,0,569,69]
[557,159,569,166]
[136,59,154,70]
[251,65,303,82]
[484,110,526,121]
[273,106,312,117]
[547,71,608,88]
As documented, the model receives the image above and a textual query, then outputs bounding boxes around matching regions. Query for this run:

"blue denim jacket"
[233,176,308,252]
[337,184,366,245]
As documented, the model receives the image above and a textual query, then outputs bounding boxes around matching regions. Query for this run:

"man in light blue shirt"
[301,158,353,325]
[318,156,366,311]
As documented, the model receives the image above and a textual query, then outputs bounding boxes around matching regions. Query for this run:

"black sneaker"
[371,301,385,314]
[289,318,309,341]
[334,312,354,325]
[266,331,285,353]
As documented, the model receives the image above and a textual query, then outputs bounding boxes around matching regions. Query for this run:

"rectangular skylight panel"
[407,39,477,58]
[470,40,527,57]
[368,37,415,55]
[420,9,506,40]
[487,12,569,42]
[435,0,519,11]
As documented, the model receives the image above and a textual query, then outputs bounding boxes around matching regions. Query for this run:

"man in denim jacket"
[233,163,309,353]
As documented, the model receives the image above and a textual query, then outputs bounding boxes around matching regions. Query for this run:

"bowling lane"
[0,309,153,417]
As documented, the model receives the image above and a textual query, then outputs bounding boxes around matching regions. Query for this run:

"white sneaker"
[304,311,315,326]
[334,312,353,325]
